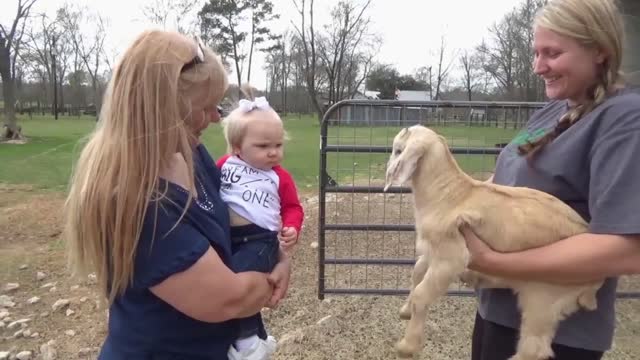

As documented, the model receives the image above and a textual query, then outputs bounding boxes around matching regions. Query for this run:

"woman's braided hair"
[518,0,626,158]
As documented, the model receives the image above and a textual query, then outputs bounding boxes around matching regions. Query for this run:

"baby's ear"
[231,144,241,155]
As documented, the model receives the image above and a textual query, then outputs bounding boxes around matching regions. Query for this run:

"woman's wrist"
[474,248,508,276]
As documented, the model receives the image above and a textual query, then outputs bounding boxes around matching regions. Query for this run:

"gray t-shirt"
[478,88,640,352]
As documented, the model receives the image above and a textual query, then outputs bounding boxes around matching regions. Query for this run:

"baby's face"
[234,112,285,170]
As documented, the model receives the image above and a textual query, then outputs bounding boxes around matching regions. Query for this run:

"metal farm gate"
[316,99,640,300]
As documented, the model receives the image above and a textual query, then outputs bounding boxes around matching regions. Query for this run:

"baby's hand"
[279,227,298,252]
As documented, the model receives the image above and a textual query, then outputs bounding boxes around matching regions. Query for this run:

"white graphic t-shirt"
[219,155,281,231]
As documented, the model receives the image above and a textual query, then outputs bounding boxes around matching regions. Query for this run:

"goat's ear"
[385,140,423,190]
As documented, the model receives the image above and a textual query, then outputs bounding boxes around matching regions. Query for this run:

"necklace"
[175,179,216,213]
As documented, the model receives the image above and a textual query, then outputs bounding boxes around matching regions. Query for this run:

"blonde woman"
[460,0,640,359]
[64,30,290,359]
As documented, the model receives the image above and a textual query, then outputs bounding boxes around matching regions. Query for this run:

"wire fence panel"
[317,99,640,301]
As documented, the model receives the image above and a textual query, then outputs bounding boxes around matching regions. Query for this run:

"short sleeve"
[132,203,210,289]
[589,128,640,234]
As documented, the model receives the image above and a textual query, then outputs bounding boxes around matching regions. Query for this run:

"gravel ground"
[0,185,639,359]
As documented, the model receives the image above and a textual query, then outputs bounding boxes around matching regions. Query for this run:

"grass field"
[0,114,520,191]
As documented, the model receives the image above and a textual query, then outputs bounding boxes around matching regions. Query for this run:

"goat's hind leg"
[400,254,429,320]
[511,287,582,360]
[396,258,465,358]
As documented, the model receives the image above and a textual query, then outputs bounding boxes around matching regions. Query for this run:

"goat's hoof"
[396,339,418,358]
[399,305,412,320]
[507,354,538,360]
[507,356,526,360]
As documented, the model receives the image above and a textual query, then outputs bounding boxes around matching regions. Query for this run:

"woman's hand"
[459,225,499,273]
[266,250,291,308]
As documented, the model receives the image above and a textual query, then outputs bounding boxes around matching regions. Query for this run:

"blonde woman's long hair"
[519,0,625,158]
[64,30,228,303]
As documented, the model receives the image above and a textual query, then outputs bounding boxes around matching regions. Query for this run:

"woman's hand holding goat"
[459,225,496,274]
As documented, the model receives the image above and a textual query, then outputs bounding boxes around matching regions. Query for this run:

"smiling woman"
[532,26,612,106]
[460,1,640,360]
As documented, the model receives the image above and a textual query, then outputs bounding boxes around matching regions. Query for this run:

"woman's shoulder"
[591,88,640,132]
[526,100,567,128]
[602,87,640,109]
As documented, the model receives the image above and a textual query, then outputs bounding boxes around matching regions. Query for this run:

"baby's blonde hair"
[221,83,286,154]
[64,30,228,304]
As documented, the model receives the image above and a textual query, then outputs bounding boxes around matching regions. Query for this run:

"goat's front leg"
[396,257,466,358]
[400,254,429,320]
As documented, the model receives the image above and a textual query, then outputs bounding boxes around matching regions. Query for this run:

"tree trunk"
[1,66,20,139]
[247,14,255,83]
[93,77,101,121]
[59,82,65,115]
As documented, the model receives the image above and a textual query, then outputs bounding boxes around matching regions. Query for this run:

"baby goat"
[384,125,603,360]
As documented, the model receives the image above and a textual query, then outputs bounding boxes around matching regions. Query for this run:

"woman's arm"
[150,247,273,322]
[462,226,640,284]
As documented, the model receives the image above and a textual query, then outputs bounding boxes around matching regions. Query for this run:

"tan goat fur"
[384,125,604,360]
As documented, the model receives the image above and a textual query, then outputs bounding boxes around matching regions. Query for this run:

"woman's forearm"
[483,233,640,284]
[226,272,272,318]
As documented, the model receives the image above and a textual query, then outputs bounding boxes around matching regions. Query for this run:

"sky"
[4,0,524,90]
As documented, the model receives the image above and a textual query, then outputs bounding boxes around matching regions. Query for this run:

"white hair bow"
[238,97,271,113]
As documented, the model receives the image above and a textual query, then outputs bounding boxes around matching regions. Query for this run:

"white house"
[395,90,431,101]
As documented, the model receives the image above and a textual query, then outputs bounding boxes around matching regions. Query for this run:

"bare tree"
[414,66,432,99]
[143,0,171,29]
[459,50,482,101]
[477,17,518,99]
[1,0,38,140]
[513,0,547,101]
[475,0,546,101]
[291,0,322,120]
[264,31,294,113]
[433,35,456,100]
[317,0,377,105]
[143,0,201,34]
[59,8,108,117]
[21,13,69,118]
[51,9,73,115]
[57,4,86,112]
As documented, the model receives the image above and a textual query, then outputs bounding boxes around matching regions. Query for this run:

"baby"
[218,87,304,360]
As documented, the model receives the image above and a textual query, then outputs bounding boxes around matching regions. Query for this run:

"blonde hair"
[519,0,625,158]
[221,83,285,154]
[64,30,228,303]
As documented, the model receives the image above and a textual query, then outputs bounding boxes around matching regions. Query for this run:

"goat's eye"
[395,149,402,155]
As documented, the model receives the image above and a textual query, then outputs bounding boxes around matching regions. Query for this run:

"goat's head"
[384,125,445,191]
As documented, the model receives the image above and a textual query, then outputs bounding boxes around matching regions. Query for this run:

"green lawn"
[324,123,519,185]
[1,114,520,191]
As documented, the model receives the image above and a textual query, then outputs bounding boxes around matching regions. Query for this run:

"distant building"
[395,90,431,101]
[350,90,380,100]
